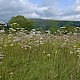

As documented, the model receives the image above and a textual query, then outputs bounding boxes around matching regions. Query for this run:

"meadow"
[0,28,80,80]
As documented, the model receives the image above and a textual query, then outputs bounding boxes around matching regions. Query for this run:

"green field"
[0,29,80,80]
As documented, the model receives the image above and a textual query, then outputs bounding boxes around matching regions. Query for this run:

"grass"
[0,30,80,80]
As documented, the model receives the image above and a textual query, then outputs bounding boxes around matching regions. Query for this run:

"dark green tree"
[64,24,75,33]
[8,15,33,31]
[49,21,59,34]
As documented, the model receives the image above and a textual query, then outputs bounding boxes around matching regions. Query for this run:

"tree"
[64,24,75,33]
[8,15,33,31]
[49,21,59,34]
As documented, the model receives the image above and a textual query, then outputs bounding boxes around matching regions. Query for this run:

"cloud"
[61,14,80,21]
[0,0,38,21]
[0,0,80,21]
[35,0,62,19]
[41,0,56,7]
[0,0,62,21]
[62,0,80,21]
[73,0,80,12]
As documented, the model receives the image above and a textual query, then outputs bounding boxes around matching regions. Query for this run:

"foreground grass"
[0,31,80,80]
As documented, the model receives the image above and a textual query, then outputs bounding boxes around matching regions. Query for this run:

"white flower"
[12,23,17,25]
[55,51,57,53]
[70,51,73,54]
[43,51,46,54]
[20,28,24,30]
[40,37,43,40]
[4,45,7,47]
[75,48,80,54]
[47,54,50,57]
[9,72,13,75]
[10,44,13,46]
[60,27,66,29]
[31,29,36,31]
[0,76,1,78]
[73,46,76,48]
[0,30,5,33]
[76,27,79,29]
[16,28,20,30]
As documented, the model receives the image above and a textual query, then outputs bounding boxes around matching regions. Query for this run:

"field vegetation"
[0,28,80,80]
[0,15,80,80]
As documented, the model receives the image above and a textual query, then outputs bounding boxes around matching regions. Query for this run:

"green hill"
[30,18,80,30]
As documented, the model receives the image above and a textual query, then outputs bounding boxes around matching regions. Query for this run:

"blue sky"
[57,0,75,9]
[30,0,74,9]
[30,0,43,4]
[0,0,80,21]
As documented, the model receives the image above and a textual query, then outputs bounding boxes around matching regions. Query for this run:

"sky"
[0,0,80,22]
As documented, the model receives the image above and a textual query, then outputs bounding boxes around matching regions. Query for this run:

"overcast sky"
[0,0,80,22]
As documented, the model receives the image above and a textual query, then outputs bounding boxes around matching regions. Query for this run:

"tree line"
[0,15,80,34]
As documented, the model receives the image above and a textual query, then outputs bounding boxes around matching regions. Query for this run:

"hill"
[30,18,80,30]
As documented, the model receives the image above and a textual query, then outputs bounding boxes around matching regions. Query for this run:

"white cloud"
[0,0,80,21]
[73,0,80,12]
[55,0,80,21]
[61,14,80,21]
[0,0,63,21]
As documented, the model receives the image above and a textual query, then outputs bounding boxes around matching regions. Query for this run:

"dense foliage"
[8,15,33,31]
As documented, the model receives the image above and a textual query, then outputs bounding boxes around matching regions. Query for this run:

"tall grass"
[0,29,80,80]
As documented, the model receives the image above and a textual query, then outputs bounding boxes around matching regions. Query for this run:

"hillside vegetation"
[30,18,80,30]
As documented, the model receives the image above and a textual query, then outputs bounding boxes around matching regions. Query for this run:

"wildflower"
[36,31,41,34]
[13,40,16,42]
[8,33,13,36]
[12,23,17,25]
[9,72,13,75]
[22,46,23,48]
[0,53,5,57]
[0,56,4,59]
[57,30,60,32]
[61,42,66,47]
[0,62,2,64]
[20,28,24,30]
[0,52,3,56]
[20,30,24,32]
[55,51,57,53]
[16,28,20,30]
[4,45,7,47]
[10,44,13,46]
[25,48,27,49]
[0,76,1,78]
[43,51,46,54]
[76,27,79,29]
[0,30,5,33]
[9,28,16,32]
[77,54,80,57]
[40,41,44,44]
[77,48,80,50]
[27,45,31,49]
[40,37,43,40]
[25,30,28,32]
[47,54,50,57]
[73,46,76,48]
[45,30,51,34]
[70,51,73,54]
[76,48,80,53]
[60,26,66,29]
[31,29,36,31]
